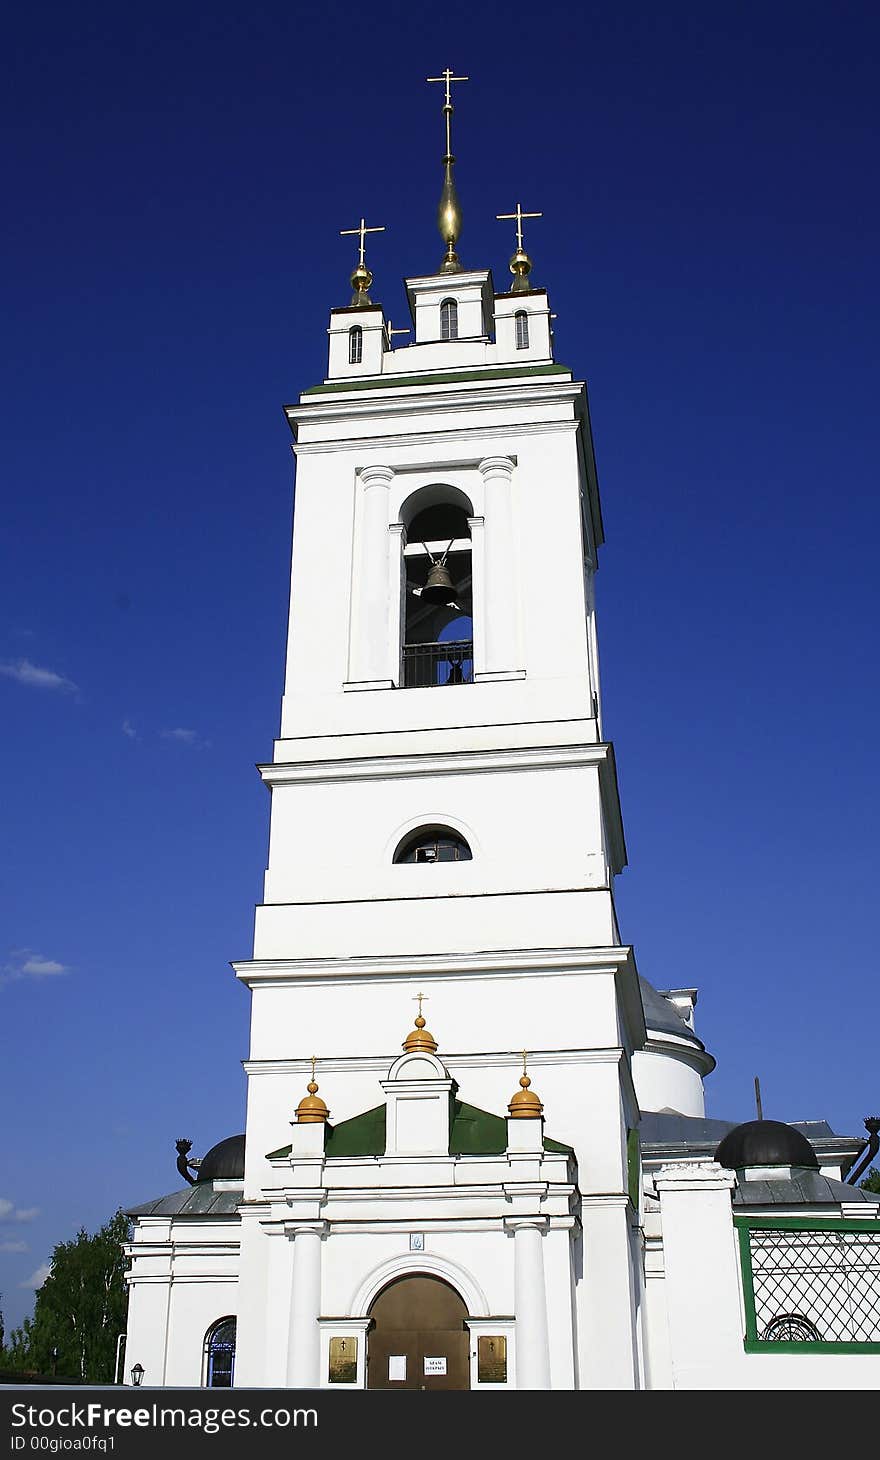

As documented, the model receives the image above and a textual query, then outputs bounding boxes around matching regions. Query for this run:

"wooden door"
[367,1276,470,1390]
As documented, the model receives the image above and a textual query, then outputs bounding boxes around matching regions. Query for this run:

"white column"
[349,464,394,686]
[508,1218,551,1389]
[286,1222,325,1387]
[477,455,520,677]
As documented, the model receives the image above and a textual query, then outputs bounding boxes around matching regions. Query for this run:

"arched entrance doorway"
[366,1274,470,1390]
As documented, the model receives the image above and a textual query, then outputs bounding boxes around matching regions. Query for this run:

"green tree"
[861,1167,880,1194]
[0,1210,130,1382]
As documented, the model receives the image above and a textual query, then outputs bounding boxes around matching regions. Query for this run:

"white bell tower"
[233,76,649,1389]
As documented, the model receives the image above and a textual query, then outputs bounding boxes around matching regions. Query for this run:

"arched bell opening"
[400,488,473,688]
[366,1274,470,1390]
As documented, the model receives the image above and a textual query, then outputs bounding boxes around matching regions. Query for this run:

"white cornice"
[288,378,583,432]
[259,740,614,785]
[233,942,635,986]
[293,418,579,457]
[243,1047,627,1076]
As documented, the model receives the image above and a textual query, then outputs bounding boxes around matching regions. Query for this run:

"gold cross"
[426,68,469,108]
[310,1055,317,1082]
[522,1050,529,1075]
[384,318,410,350]
[427,69,468,154]
[496,203,543,252]
[339,217,386,267]
[414,992,428,1018]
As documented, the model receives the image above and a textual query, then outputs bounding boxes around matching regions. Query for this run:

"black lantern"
[130,1362,144,1387]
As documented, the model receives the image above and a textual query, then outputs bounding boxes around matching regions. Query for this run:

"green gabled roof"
[266,1100,571,1161]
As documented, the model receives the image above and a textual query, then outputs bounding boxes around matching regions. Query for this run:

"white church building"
[123,79,880,1391]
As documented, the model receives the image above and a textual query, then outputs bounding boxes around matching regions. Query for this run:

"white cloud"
[1,949,70,989]
[20,1262,51,1289]
[21,957,66,976]
[0,659,78,694]
[161,727,211,749]
[122,719,138,740]
[0,1240,28,1253]
[0,1198,40,1223]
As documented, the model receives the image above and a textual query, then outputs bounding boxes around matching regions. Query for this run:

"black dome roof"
[197,1134,245,1183]
[714,1119,818,1171]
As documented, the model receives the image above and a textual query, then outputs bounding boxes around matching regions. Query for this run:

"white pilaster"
[348,464,394,687]
[286,1222,325,1387]
[476,456,522,678]
[507,1217,551,1389]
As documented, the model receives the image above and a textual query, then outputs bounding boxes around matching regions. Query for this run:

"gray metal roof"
[733,1171,880,1207]
[639,978,701,1045]
[126,1185,241,1218]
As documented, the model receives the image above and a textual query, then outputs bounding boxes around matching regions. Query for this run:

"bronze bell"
[421,559,457,606]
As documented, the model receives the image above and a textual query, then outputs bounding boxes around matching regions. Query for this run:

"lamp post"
[130,1362,144,1387]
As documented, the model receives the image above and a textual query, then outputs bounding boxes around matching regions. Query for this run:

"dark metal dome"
[714,1119,818,1171]
[196,1134,245,1183]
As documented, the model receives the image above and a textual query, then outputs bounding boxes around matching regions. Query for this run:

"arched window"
[348,325,363,365]
[204,1317,236,1387]
[394,826,473,864]
[440,299,458,341]
[515,310,529,350]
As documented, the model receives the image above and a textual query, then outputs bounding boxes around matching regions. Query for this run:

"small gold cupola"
[508,1051,544,1119]
[295,1057,330,1124]
[403,992,439,1053]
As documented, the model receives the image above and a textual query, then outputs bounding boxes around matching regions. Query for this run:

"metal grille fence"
[403,640,474,688]
[744,1226,880,1343]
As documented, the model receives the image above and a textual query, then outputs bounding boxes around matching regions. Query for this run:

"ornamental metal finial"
[403,992,438,1053]
[496,203,543,292]
[427,68,468,274]
[508,1050,544,1119]
[339,216,386,306]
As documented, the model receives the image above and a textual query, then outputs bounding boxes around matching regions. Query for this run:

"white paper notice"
[388,1355,406,1381]
[424,1356,447,1375]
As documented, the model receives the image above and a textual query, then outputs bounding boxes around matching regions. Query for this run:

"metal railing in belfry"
[403,640,474,688]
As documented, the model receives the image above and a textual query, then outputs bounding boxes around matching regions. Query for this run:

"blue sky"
[2,2,878,1329]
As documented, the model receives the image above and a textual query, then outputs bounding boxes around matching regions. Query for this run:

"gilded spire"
[403,992,438,1053]
[339,217,386,306]
[427,68,468,274]
[508,1051,544,1119]
[496,203,543,293]
[295,1056,329,1123]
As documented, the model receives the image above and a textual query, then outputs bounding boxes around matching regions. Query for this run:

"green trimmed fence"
[736,1218,880,1353]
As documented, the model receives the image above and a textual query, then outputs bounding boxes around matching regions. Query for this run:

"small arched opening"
[514,310,529,349]
[366,1275,470,1390]
[393,825,472,864]
[348,325,363,365]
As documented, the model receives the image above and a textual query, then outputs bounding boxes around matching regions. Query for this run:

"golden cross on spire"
[340,217,386,268]
[414,992,428,1019]
[427,69,468,157]
[310,1054,317,1082]
[496,203,543,253]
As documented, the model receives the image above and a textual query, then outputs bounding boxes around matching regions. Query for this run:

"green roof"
[298,363,573,397]
[267,1099,571,1161]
